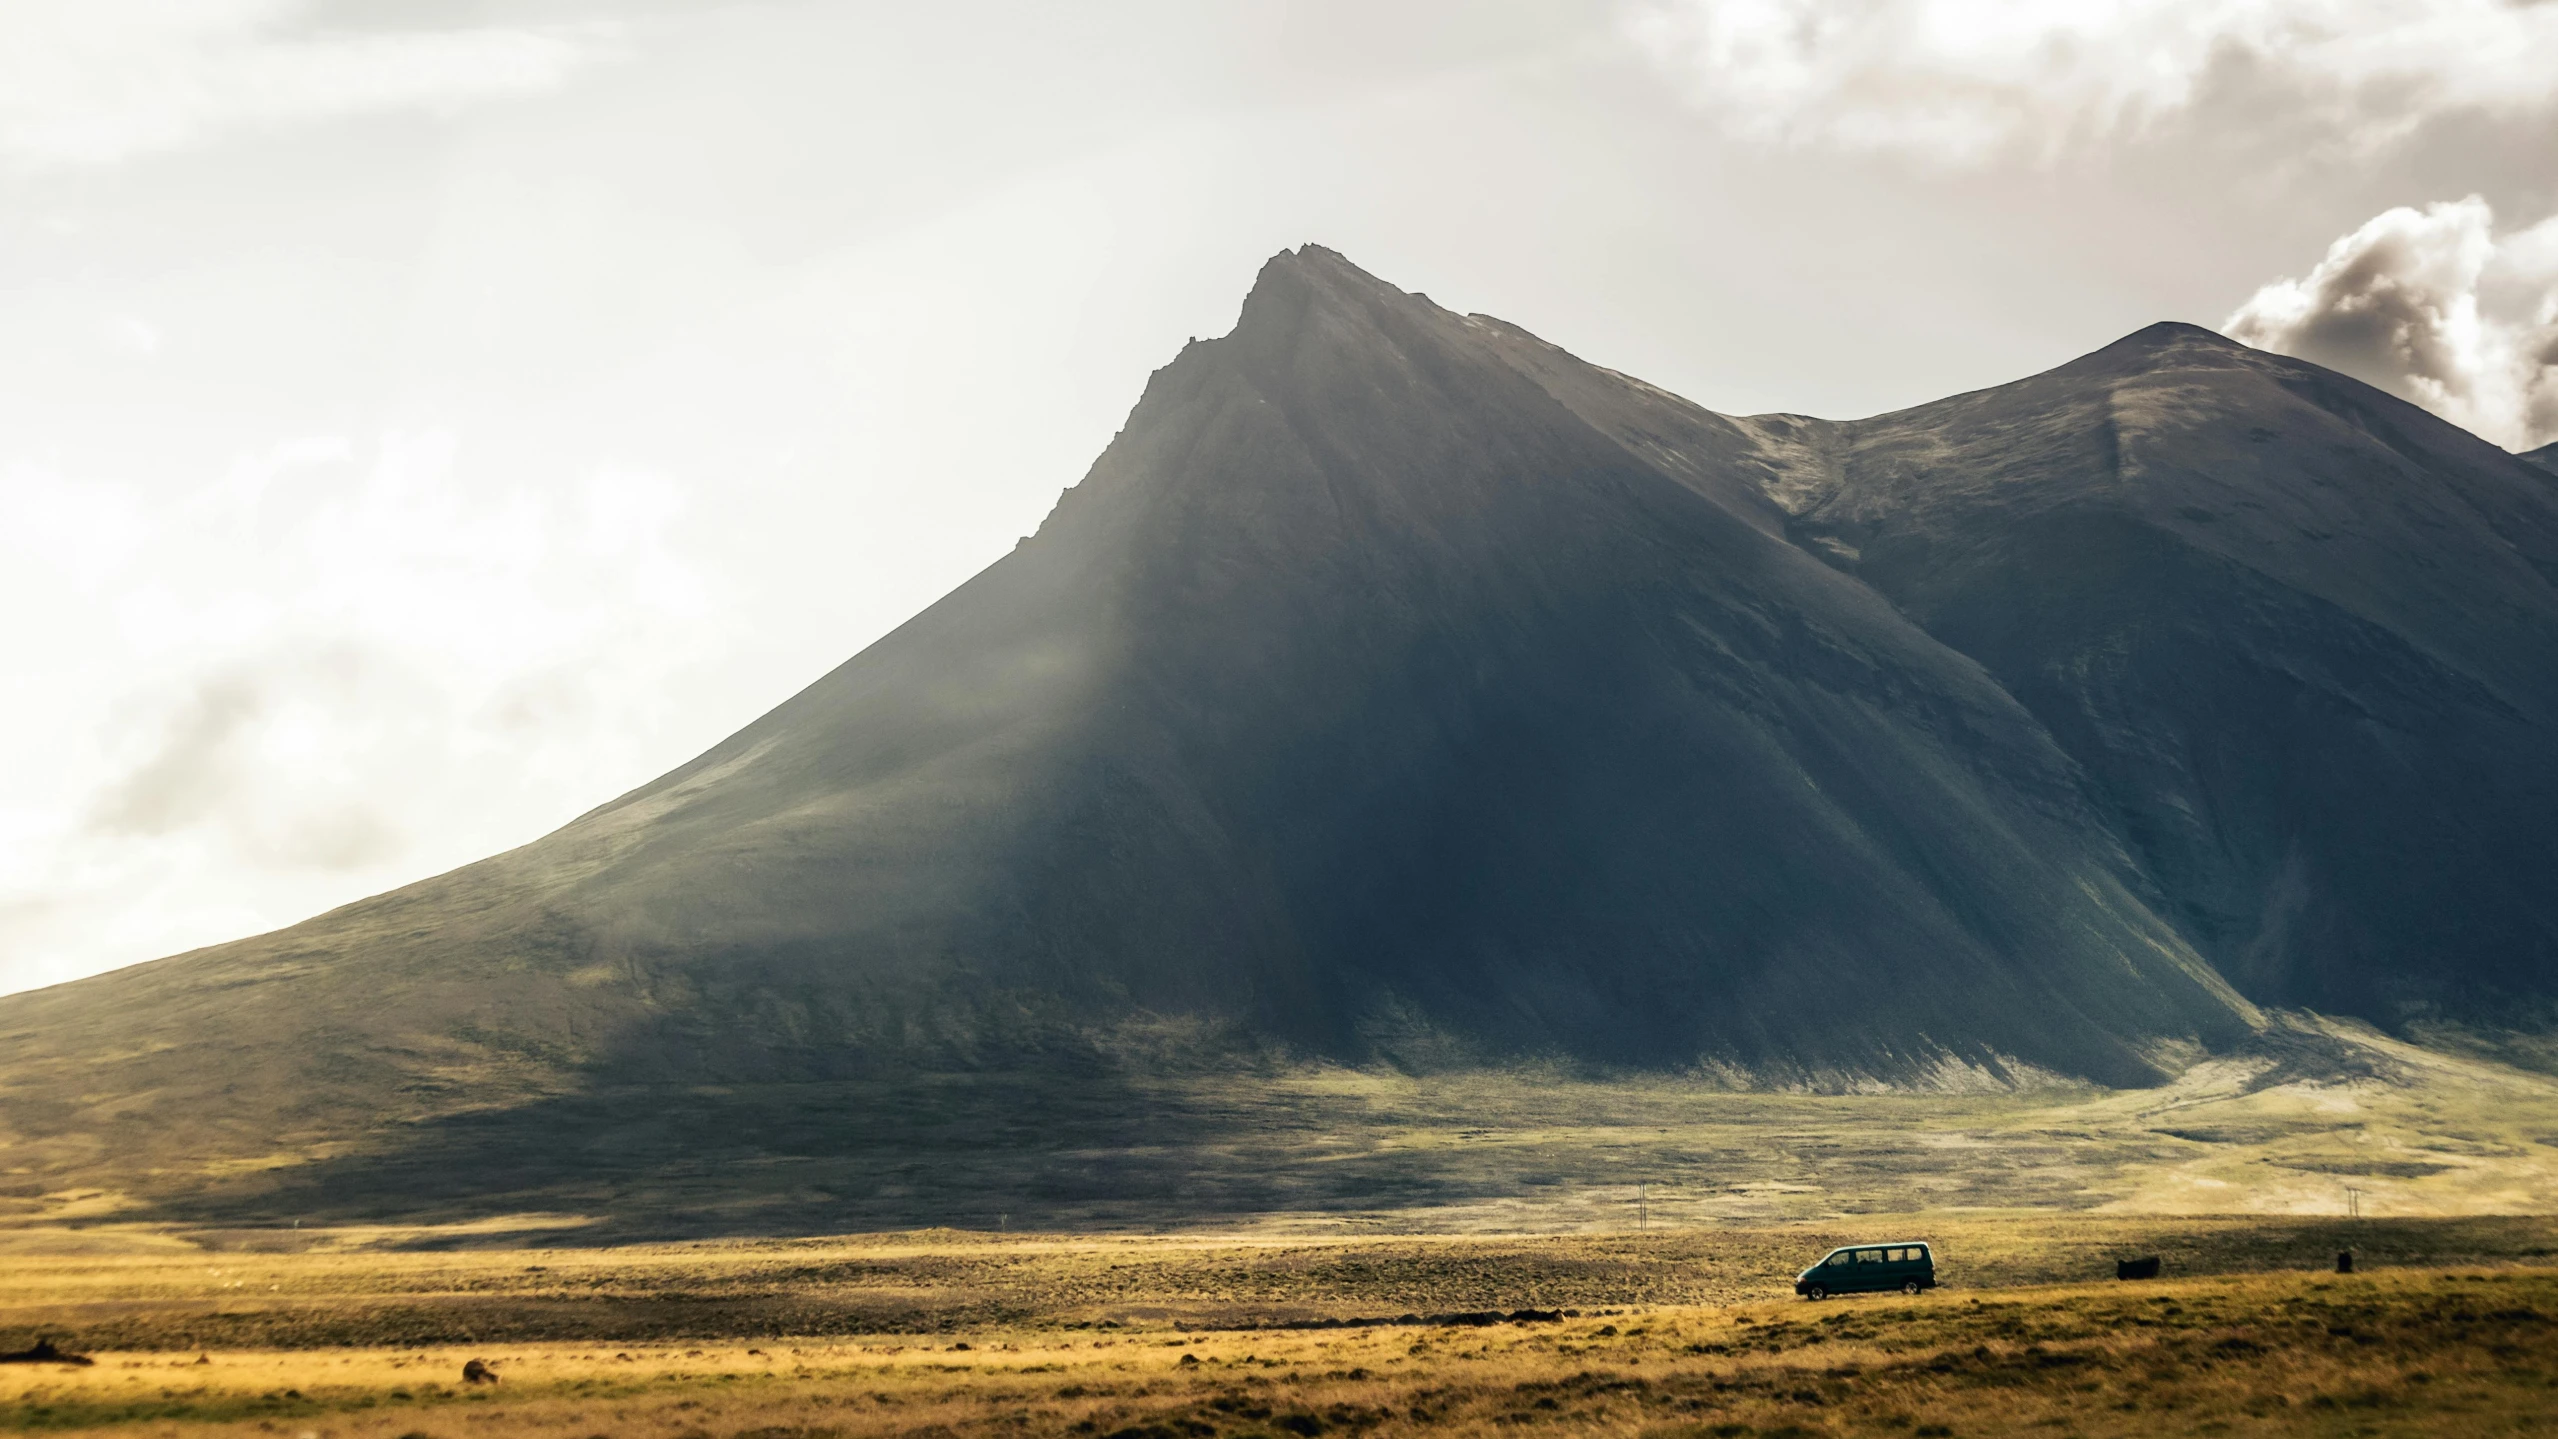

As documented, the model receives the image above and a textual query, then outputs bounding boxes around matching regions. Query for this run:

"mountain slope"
[8,251,2558,1219]
[0,250,2263,1177]
[2524,441,2558,476]
[1755,326,2558,1020]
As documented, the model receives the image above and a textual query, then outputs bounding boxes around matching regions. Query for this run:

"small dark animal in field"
[2117,1256,2162,1280]
[0,1339,93,1366]
[2337,1250,2354,1274]
[462,1359,499,1384]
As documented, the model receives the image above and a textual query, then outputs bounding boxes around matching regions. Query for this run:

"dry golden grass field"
[11,1013,2558,1241]
[8,1019,2558,1435]
[5,1217,2558,1438]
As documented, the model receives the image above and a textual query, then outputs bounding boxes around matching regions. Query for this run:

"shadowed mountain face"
[5,249,2556,1213]
[1762,331,2558,1021]
[2524,442,2558,476]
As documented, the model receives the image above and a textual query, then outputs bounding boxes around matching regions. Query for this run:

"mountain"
[2524,441,2558,476]
[1760,327,2558,1021]
[4,248,2556,1224]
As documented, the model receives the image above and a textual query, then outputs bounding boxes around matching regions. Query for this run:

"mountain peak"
[2059,319,2253,375]
[1232,244,1425,342]
[1258,243,1391,287]
[2122,319,2238,347]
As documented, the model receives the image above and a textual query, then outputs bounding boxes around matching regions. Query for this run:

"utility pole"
[1638,1182,1648,1231]
[2345,1187,2364,1220]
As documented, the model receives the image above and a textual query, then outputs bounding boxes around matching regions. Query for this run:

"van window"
[1825,1251,1853,1267]
[1886,1248,1906,1262]
[1856,1250,1882,1264]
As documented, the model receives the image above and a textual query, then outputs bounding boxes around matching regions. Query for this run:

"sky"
[3,0,2555,997]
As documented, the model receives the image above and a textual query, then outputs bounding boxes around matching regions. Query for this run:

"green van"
[1793,1241,1935,1299]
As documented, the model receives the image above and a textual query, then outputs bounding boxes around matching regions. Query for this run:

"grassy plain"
[4,1225,2558,1439]
[11,1015,2558,1240]
[6,1019,2557,1434]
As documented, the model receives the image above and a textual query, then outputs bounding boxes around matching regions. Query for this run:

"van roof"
[1827,1241,1931,1249]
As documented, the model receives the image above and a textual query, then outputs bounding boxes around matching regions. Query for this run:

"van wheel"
[1804,1284,1826,1301]
[1902,1280,1923,1296]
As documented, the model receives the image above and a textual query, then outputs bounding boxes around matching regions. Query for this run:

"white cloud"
[1623,0,2558,164]
[2227,196,2558,451]
[104,314,163,356]
[0,0,602,167]
[0,431,715,992]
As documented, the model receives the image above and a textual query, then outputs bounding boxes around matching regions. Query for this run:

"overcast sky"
[4,0,2555,997]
